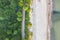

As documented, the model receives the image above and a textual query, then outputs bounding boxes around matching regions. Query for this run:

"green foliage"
[0,0,22,40]
[5,38,9,40]
[0,0,31,40]
[17,12,22,17]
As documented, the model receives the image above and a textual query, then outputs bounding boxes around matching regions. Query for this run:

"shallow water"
[51,11,60,40]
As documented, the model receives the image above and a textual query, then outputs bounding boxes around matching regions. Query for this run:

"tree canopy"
[0,0,31,40]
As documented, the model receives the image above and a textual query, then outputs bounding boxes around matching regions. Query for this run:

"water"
[51,11,60,40]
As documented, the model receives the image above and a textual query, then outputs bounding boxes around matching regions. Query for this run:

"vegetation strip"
[0,0,32,40]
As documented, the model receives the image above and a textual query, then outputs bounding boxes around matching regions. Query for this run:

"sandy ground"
[30,0,49,40]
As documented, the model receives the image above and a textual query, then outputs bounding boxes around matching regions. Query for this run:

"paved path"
[30,0,49,40]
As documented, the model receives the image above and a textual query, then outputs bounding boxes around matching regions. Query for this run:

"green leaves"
[16,11,22,21]
[7,30,12,34]
[5,38,9,40]
[0,17,4,20]
[0,0,22,40]
[17,18,22,21]
[0,0,31,40]
[17,12,22,17]
[24,6,29,11]
[18,0,32,40]
[19,0,23,7]
[13,30,18,35]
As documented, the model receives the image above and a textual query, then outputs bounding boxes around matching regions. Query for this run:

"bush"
[0,0,31,40]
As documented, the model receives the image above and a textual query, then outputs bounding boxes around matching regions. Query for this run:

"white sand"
[30,0,52,40]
